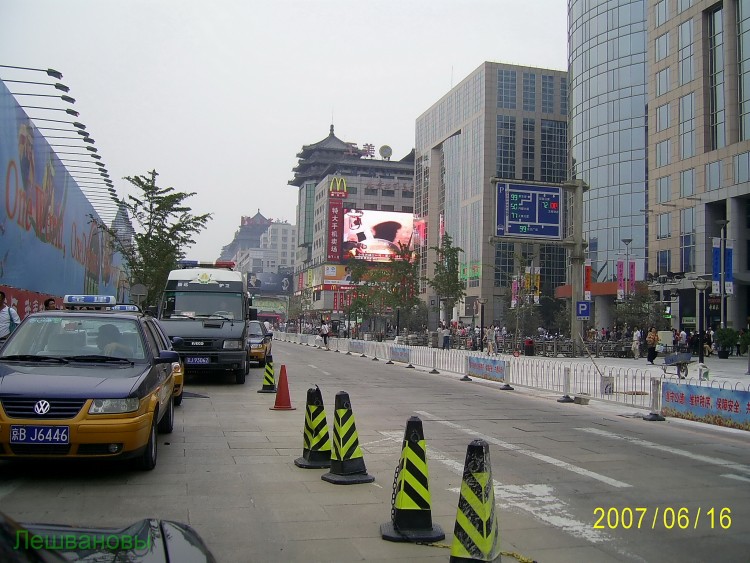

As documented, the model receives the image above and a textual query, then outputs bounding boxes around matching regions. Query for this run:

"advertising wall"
[342,209,414,262]
[247,270,293,295]
[0,80,125,308]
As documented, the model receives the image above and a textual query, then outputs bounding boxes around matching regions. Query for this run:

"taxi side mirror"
[156,350,180,364]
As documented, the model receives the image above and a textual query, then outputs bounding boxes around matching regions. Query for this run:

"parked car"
[247,320,272,367]
[0,295,180,470]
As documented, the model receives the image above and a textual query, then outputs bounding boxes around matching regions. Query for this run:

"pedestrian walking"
[320,320,330,350]
[0,291,21,343]
[646,327,659,365]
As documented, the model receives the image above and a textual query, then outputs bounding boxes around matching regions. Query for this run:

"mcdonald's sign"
[329,176,348,198]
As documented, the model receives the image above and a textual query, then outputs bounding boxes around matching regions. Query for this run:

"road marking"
[416,411,631,489]
[377,431,610,544]
[722,474,750,483]
[306,364,331,376]
[576,428,750,476]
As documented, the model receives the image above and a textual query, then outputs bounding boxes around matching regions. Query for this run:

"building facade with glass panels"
[569,0,649,330]
[415,62,568,328]
[646,0,750,331]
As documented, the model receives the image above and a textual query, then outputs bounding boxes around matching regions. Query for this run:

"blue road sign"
[496,182,562,239]
[576,301,591,320]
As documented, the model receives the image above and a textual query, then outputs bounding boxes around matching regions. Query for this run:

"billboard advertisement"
[342,209,413,262]
[247,270,293,295]
[0,80,125,299]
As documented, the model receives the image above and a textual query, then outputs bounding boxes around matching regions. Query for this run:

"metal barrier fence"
[273,334,750,410]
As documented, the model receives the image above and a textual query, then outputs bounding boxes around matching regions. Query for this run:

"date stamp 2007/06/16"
[593,507,732,530]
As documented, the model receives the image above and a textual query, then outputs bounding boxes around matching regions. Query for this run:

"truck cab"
[158,261,252,384]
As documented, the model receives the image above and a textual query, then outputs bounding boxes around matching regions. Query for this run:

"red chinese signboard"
[327,197,343,262]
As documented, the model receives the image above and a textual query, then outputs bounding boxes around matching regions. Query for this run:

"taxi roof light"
[63,295,117,309]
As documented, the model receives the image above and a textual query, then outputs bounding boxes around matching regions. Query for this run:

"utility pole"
[562,179,589,357]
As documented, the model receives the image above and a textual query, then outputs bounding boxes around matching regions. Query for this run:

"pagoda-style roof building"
[288,125,414,187]
[219,210,272,261]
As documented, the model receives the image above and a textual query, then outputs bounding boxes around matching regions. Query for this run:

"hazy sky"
[2,0,568,259]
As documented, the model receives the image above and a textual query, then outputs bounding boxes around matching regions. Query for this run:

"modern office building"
[568,0,650,329]
[288,126,415,320]
[646,0,749,330]
[415,61,568,328]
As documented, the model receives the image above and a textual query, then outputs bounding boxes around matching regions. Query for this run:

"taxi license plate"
[186,357,210,365]
[11,425,69,444]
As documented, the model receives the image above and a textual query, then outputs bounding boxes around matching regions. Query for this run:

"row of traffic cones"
[266,357,500,561]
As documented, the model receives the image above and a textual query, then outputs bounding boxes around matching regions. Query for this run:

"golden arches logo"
[329,177,347,197]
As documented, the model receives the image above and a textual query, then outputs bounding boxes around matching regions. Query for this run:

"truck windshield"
[161,291,243,320]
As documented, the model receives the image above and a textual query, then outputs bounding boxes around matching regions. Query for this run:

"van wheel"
[138,414,158,471]
[235,369,246,384]
[157,397,174,434]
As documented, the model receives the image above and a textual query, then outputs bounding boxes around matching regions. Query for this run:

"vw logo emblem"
[34,400,51,415]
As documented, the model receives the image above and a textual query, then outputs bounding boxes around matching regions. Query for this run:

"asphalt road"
[2,340,749,562]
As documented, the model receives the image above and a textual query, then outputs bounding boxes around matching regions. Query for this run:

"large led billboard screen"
[342,209,414,262]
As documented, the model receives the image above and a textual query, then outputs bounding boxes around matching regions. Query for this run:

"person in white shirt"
[0,291,21,341]
[631,328,641,359]
[320,321,330,350]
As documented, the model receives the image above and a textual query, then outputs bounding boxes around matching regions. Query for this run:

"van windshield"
[161,291,243,320]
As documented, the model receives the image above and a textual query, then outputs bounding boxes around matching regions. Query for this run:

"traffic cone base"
[258,356,277,393]
[321,471,374,485]
[270,366,295,410]
[380,522,444,543]
[294,455,330,469]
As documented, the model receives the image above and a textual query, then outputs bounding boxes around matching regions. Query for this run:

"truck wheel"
[244,359,250,375]
[235,369,246,384]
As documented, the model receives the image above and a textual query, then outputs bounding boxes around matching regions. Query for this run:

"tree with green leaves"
[91,170,212,307]
[426,233,465,321]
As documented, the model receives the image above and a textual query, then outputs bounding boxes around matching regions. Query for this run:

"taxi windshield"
[0,315,146,361]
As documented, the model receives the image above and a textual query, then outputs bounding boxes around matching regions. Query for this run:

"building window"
[735,152,750,183]
[522,118,535,181]
[496,115,516,179]
[679,92,695,158]
[540,120,566,183]
[740,0,750,140]
[680,168,695,196]
[678,19,693,85]
[708,7,725,149]
[347,187,357,195]
[680,207,695,273]
[402,190,414,198]
[380,204,394,211]
[657,176,672,203]
[656,103,670,132]
[656,139,671,167]
[365,188,378,196]
[658,213,671,239]
[382,189,395,197]
[656,68,671,96]
[657,249,671,274]
[523,72,536,111]
[497,69,517,109]
[364,203,378,210]
[542,75,554,113]
[656,0,668,26]
[706,160,721,190]
[401,206,414,213]
[560,77,568,115]
[655,32,670,62]
[677,0,691,13]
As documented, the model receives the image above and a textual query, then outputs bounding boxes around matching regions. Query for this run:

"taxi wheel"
[258,354,266,368]
[174,390,183,407]
[138,414,158,471]
[235,369,246,385]
[158,397,174,434]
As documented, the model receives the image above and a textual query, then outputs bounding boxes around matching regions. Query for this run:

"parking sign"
[576,301,591,320]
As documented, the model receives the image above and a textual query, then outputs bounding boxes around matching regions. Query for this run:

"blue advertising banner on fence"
[348,340,365,355]
[662,382,750,431]
[0,80,124,298]
[390,346,410,363]
[467,356,508,382]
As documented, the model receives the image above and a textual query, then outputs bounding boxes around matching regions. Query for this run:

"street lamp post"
[692,279,710,363]
[481,301,488,352]
[622,238,633,299]
[716,219,729,329]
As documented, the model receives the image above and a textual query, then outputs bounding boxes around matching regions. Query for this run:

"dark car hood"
[0,364,147,398]
[158,318,245,339]
[18,516,216,563]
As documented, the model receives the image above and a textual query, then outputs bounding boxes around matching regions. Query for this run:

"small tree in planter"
[714,328,739,359]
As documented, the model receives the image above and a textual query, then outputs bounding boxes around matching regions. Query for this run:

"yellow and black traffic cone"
[321,391,374,485]
[450,439,500,562]
[294,385,331,469]
[257,355,276,393]
[381,416,444,543]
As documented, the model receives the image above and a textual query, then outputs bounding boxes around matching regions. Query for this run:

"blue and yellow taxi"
[0,295,180,470]
[247,320,272,367]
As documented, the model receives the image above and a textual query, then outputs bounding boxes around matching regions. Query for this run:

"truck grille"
[1,399,87,419]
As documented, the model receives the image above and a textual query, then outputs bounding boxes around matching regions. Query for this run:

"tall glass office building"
[415,62,568,327]
[569,0,649,327]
